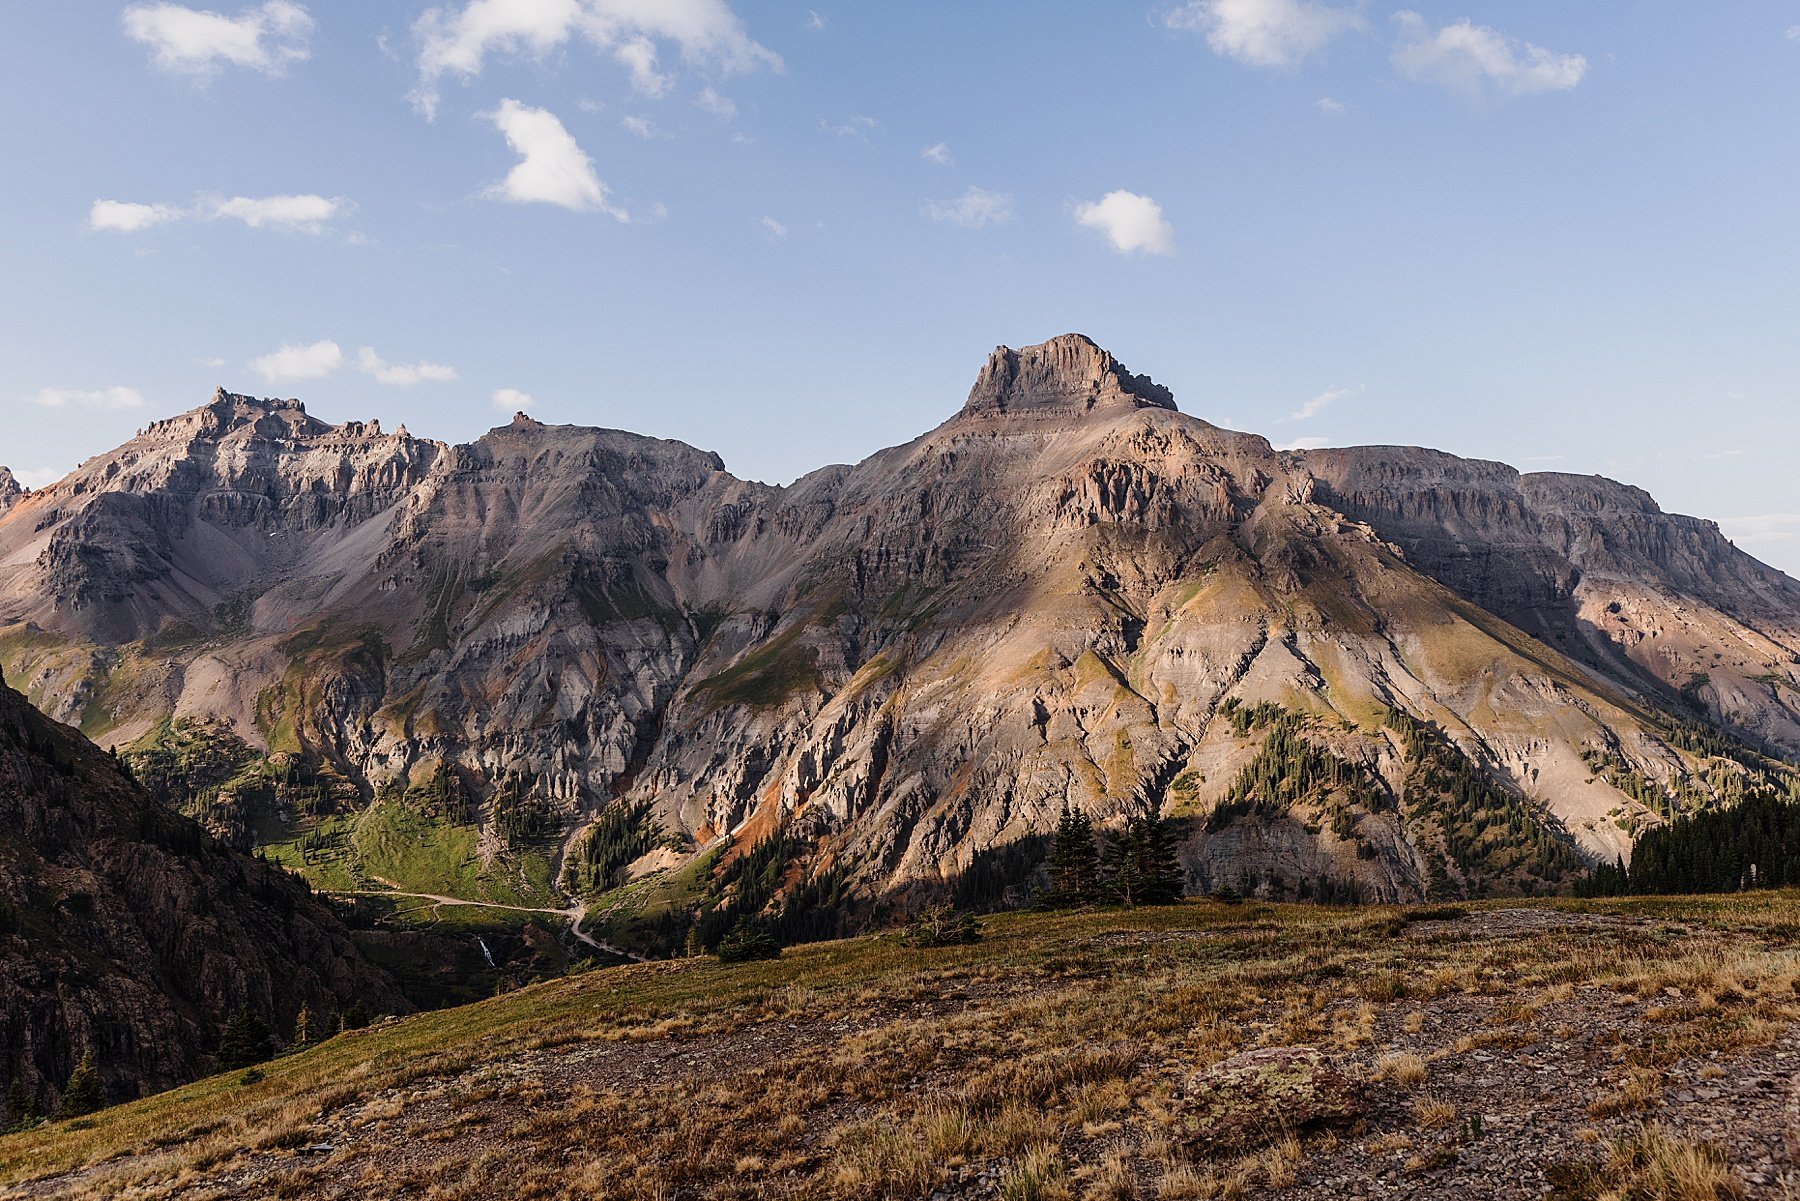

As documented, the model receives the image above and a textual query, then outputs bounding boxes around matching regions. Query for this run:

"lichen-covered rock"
[1175,1046,1362,1155]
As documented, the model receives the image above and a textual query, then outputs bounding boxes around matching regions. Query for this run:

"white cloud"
[924,187,1014,229]
[410,0,781,119]
[123,0,313,78]
[1787,26,1800,41]
[1074,190,1176,256]
[492,387,534,412]
[1165,0,1362,68]
[620,114,661,138]
[356,347,457,386]
[759,216,787,238]
[1274,436,1329,451]
[805,10,826,30]
[197,357,227,368]
[613,36,671,96]
[89,200,183,232]
[1392,12,1586,100]
[1315,97,1345,115]
[14,467,65,489]
[921,142,952,165]
[28,386,147,411]
[820,114,878,138]
[484,99,624,217]
[213,193,347,231]
[1290,383,1362,422]
[1721,514,1800,546]
[88,194,347,235]
[696,86,736,118]
[250,339,343,382]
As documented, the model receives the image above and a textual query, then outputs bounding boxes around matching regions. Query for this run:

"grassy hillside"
[5,895,1798,1199]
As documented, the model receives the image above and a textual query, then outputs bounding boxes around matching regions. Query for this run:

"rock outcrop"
[0,671,406,1112]
[0,337,1796,919]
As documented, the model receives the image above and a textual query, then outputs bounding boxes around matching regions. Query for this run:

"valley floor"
[4,896,1799,1200]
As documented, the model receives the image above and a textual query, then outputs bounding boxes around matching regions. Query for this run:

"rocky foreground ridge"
[0,669,405,1111]
[1,335,1797,923]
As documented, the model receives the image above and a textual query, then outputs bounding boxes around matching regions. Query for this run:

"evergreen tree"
[715,917,781,963]
[1041,805,1101,907]
[341,1000,372,1031]
[55,1053,101,1119]
[1136,815,1187,904]
[292,1005,314,1048]
[4,1077,39,1132]
[1101,816,1188,906]
[1102,823,1147,906]
[218,1007,273,1070]
[901,903,983,947]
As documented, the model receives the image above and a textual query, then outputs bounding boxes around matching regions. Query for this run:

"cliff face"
[1,337,1796,917]
[1305,449,1800,748]
[0,672,406,1113]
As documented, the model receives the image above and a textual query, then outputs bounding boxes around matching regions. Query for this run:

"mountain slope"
[0,669,406,1113]
[1,336,1795,928]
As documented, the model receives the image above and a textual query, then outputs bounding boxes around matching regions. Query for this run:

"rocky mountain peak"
[962,333,1177,417]
[140,388,330,444]
[0,467,18,509]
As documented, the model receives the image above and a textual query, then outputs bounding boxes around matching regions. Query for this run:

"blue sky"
[3,2,1799,573]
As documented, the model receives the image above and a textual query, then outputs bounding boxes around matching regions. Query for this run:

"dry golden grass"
[1375,1050,1428,1088]
[5,892,1800,1200]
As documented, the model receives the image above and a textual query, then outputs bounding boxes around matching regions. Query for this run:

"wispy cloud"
[484,99,624,217]
[1392,11,1586,100]
[924,187,1014,229]
[213,193,348,231]
[28,386,146,410]
[1074,191,1176,256]
[696,87,736,119]
[1315,97,1345,115]
[820,114,878,138]
[89,193,349,234]
[921,142,952,165]
[89,200,183,232]
[1721,514,1800,546]
[409,0,780,120]
[804,10,826,31]
[357,347,456,386]
[1274,435,1329,451]
[250,339,342,382]
[1165,0,1363,68]
[1290,383,1362,422]
[123,0,313,78]
[759,216,788,238]
[492,387,533,412]
[13,467,66,489]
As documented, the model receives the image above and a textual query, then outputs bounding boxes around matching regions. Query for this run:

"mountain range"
[2,334,1796,936]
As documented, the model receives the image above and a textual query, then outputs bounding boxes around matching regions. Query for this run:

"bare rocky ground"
[4,899,1797,1200]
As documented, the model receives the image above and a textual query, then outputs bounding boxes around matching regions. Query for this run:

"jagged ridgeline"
[3,334,1800,945]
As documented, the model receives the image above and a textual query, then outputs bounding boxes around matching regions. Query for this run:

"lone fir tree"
[4,1076,39,1132]
[55,1052,101,1119]
[218,1007,274,1070]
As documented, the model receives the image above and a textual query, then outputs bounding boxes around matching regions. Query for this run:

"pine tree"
[1135,814,1187,904]
[4,1076,39,1132]
[55,1053,101,1119]
[292,1005,314,1048]
[1042,805,1100,907]
[341,1000,372,1031]
[218,1007,274,1070]
[1102,823,1146,906]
